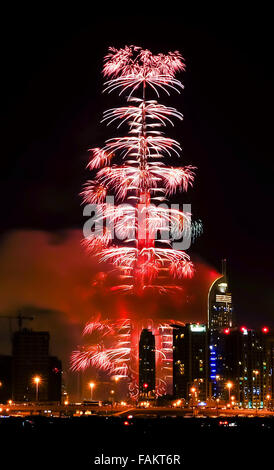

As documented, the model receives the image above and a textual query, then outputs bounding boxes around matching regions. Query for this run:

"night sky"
[1,7,274,348]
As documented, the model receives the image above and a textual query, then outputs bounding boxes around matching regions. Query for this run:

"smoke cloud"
[0,229,219,397]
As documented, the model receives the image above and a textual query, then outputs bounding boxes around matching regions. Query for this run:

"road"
[1,403,274,418]
[114,406,274,418]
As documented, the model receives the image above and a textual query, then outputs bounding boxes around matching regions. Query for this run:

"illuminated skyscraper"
[222,327,272,407]
[208,259,233,330]
[208,260,233,394]
[265,331,274,408]
[208,326,273,406]
[139,329,156,398]
[172,324,209,401]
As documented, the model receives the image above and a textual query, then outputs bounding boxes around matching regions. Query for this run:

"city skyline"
[1,18,274,402]
[1,320,273,405]
[0,10,273,469]
[0,10,273,397]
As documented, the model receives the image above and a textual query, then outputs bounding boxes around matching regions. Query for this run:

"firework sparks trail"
[72,47,202,397]
[81,45,202,293]
[71,318,182,398]
[71,318,131,378]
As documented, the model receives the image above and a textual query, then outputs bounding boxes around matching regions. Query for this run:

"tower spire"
[221,258,227,282]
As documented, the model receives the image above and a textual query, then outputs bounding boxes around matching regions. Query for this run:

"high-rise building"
[12,329,49,401]
[172,324,209,401]
[210,326,273,407]
[0,356,12,403]
[208,260,233,394]
[264,330,274,408]
[12,329,62,402]
[158,324,173,395]
[209,329,227,397]
[139,329,156,398]
[208,259,233,330]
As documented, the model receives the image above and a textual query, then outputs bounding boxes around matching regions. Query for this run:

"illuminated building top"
[208,259,233,330]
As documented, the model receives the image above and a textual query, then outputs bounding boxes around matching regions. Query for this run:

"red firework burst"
[82,45,198,294]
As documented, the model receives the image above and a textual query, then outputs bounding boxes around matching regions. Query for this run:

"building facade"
[172,324,209,402]
[208,277,233,330]
[209,327,274,407]
[12,329,62,402]
[208,260,233,395]
[139,329,156,398]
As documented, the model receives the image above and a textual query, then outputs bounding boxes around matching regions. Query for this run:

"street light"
[190,387,197,416]
[266,394,271,410]
[89,381,95,400]
[216,398,220,417]
[226,381,233,402]
[33,376,41,401]
[110,389,115,407]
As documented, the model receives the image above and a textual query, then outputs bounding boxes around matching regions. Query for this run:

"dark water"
[0,416,273,468]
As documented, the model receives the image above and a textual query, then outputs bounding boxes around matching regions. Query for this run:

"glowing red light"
[240,326,247,333]
[71,45,201,398]
[79,45,199,294]
[224,328,230,334]
[262,327,269,333]
[124,421,129,426]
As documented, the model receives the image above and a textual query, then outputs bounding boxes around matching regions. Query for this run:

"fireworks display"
[82,45,197,294]
[72,46,201,397]
[71,318,131,378]
[71,316,178,399]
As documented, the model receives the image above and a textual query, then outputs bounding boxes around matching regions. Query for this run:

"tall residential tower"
[139,329,156,398]
[208,259,233,330]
